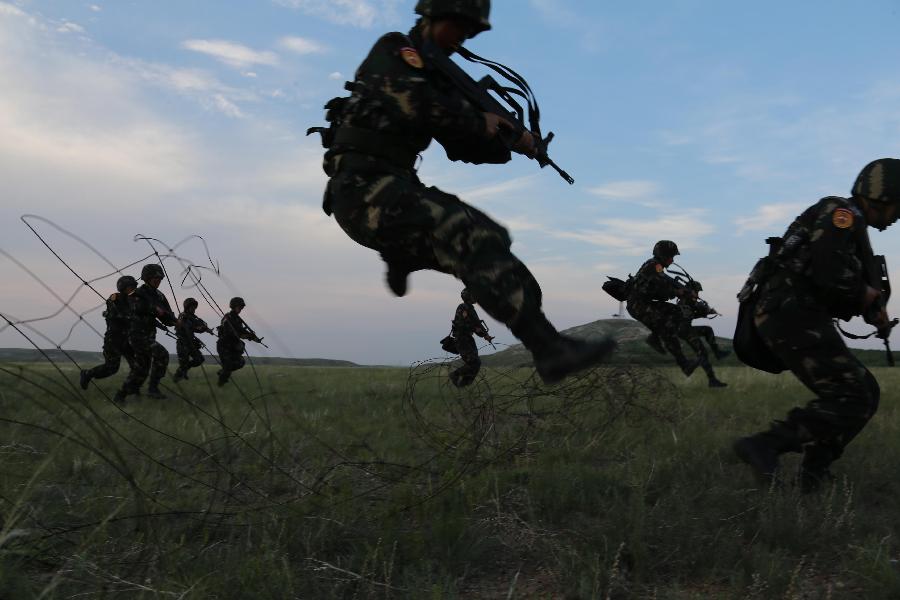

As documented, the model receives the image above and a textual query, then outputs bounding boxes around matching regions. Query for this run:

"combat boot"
[533,335,617,385]
[113,389,127,405]
[79,369,92,390]
[708,377,728,388]
[172,369,185,383]
[798,445,838,494]
[217,370,229,387]
[645,334,666,355]
[733,435,780,486]
[147,385,166,400]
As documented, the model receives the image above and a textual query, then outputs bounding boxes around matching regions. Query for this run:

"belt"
[332,126,420,171]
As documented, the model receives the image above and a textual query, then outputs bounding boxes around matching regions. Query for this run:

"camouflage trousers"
[217,340,245,384]
[450,335,481,387]
[626,300,692,368]
[326,162,559,353]
[677,322,719,381]
[123,331,169,394]
[175,338,204,376]
[754,301,880,468]
[689,324,722,354]
[86,331,134,380]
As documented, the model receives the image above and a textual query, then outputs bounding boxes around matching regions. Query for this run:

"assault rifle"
[420,41,574,185]
[478,319,497,350]
[866,255,898,366]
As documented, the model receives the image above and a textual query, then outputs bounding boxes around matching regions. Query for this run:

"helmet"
[852,158,900,204]
[184,297,199,311]
[140,263,165,281]
[415,0,491,36]
[652,240,680,260]
[116,275,138,293]
[460,288,475,303]
[229,297,246,310]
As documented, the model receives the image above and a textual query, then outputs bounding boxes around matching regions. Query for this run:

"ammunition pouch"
[440,335,459,355]
[331,127,420,171]
[733,257,785,374]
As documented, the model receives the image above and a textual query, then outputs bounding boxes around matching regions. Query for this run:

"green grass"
[1,361,899,598]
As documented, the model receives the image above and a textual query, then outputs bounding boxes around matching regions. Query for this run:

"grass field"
[1,361,899,599]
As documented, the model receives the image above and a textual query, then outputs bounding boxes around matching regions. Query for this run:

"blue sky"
[2,0,900,364]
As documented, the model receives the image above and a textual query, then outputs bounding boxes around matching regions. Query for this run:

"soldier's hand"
[869,308,890,330]
[483,112,510,139]
[863,285,881,309]
[512,130,536,158]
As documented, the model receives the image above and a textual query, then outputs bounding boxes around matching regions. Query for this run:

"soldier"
[627,241,700,377]
[447,288,495,387]
[172,297,214,383]
[734,158,899,492]
[216,297,262,387]
[316,0,615,385]
[117,264,177,402]
[675,280,728,388]
[79,275,137,390]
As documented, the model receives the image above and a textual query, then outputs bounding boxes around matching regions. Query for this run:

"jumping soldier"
[216,297,262,387]
[117,263,177,402]
[447,288,494,387]
[626,241,700,377]
[172,297,214,383]
[314,0,615,385]
[734,158,900,492]
[79,275,137,390]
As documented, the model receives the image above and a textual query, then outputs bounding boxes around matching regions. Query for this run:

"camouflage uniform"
[676,296,728,386]
[173,312,210,380]
[626,258,696,374]
[316,16,614,384]
[84,292,134,380]
[449,301,490,387]
[217,312,256,385]
[736,196,881,487]
[122,283,176,396]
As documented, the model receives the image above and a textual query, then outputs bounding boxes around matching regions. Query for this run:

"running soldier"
[216,297,262,387]
[117,264,177,402]
[447,288,494,387]
[626,241,699,377]
[675,280,728,388]
[734,158,900,492]
[172,297,214,382]
[79,275,137,390]
[315,0,615,384]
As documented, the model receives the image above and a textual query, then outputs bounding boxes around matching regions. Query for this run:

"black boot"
[734,425,803,486]
[533,336,617,384]
[709,377,728,388]
[700,358,726,387]
[217,370,229,387]
[147,384,166,400]
[172,369,185,383]
[79,369,92,391]
[678,357,700,377]
[113,389,127,404]
[799,444,838,494]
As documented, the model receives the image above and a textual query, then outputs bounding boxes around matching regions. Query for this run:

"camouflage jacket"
[102,292,132,336]
[218,312,257,346]
[175,312,210,343]
[628,259,680,303]
[757,196,872,319]
[323,28,510,176]
[451,302,487,338]
[129,284,177,336]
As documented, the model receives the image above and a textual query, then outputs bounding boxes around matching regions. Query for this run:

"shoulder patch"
[832,208,854,229]
[655,264,664,273]
[400,47,423,69]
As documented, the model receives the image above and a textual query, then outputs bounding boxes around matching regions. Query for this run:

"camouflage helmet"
[116,275,138,293]
[652,240,680,260]
[229,297,246,310]
[140,263,165,281]
[460,287,475,303]
[184,297,199,311]
[852,158,900,204]
[415,0,491,36]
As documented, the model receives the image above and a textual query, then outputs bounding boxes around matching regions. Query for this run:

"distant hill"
[480,318,892,368]
[0,348,358,368]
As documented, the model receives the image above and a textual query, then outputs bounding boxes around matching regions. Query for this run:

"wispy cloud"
[734,202,804,234]
[279,35,327,55]
[56,21,84,34]
[462,174,541,203]
[182,39,278,69]
[272,0,402,28]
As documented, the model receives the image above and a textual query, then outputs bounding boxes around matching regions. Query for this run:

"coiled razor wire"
[0,215,685,594]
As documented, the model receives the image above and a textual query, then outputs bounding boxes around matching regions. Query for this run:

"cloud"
[587,180,661,200]
[328,71,343,80]
[461,174,541,203]
[272,0,402,28]
[0,2,25,17]
[182,39,278,69]
[90,4,101,12]
[56,21,84,34]
[734,202,804,234]
[279,35,327,55]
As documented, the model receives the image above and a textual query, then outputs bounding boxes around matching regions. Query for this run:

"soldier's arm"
[809,205,868,313]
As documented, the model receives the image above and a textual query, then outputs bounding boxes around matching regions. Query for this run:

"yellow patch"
[400,47,423,69]
[655,264,664,273]
[832,208,854,229]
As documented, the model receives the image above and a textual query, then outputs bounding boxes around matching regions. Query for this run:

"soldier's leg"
[678,322,725,387]
[82,335,124,389]
[147,341,169,397]
[450,336,481,387]
[173,340,190,381]
[736,307,878,485]
[186,345,205,376]
[122,333,151,397]
[695,324,730,359]
[329,174,614,383]
[650,305,698,376]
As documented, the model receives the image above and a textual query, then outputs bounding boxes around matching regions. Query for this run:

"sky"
[2,0,900,365]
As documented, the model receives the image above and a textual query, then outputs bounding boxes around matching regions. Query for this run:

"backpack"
[602,276,633,302]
